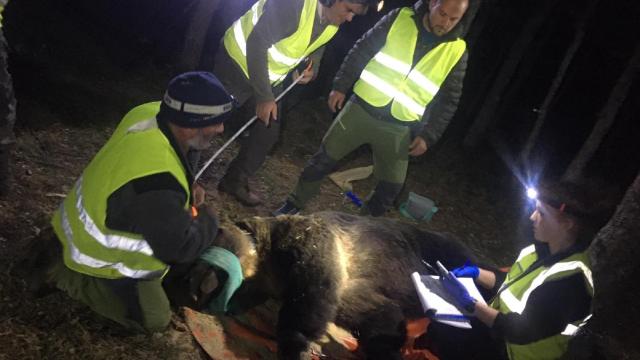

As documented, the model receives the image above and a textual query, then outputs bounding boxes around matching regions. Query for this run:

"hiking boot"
[272,200,300,216]
[218,178,263,207]
[359,203,385,217]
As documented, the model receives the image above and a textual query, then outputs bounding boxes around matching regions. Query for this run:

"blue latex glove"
[452,261,480,279]
[441,272,477,313]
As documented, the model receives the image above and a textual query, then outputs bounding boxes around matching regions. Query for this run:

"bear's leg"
[357,302,406,360]
[276,280,339,359]
[227,277,270,315]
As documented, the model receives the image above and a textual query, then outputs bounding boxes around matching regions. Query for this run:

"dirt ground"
[0,99,525,359]
[0,2,527,359]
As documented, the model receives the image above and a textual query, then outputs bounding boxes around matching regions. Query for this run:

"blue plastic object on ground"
[345,191,363,207]
[399,192,438,222]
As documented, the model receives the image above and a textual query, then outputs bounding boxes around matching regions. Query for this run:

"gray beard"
[187,132,212,151]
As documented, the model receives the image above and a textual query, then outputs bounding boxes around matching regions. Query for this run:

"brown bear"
[164,211,477,360]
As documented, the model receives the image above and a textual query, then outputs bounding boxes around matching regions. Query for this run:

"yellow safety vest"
[223,0,338,85]
[51,102,190,280]
[0,0,9,26]
[491,245,594,360]
[353,7,466,121]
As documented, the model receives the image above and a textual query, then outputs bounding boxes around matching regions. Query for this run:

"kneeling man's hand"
[193,183,206,207]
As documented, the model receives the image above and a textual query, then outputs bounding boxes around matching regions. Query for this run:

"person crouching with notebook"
[428,181,610,360]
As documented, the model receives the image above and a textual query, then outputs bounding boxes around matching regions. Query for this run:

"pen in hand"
[421,260,438,275]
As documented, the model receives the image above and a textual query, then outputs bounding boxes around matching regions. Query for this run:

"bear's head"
[169,215,303,311]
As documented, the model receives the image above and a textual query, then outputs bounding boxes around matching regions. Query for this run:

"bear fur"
[166,211,477,360]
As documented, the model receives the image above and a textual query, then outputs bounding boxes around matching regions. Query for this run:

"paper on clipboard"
[411,272,486,329]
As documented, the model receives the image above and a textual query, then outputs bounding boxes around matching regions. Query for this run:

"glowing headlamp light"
[526,186,570,213]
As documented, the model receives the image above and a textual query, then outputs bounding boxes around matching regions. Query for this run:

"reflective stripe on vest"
[498,260,593,314]
[71,176,154,256]
[491,248,593,360]
[51,102,190,280]
[353,7,466,122]
[495,244,537,292]
[562,314,592,336]
[58,202,163,279]
[223,0,338,85]
[505,312,593,360]
[515,244,536,262]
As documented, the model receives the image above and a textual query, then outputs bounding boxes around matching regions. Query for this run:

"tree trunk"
[178,0,222,71]
[492,20,551,132]
[571,171,640,359]
[562,42,640,182]
[520,0,598,166]
[463,0,559,148]
[460,0,484,45]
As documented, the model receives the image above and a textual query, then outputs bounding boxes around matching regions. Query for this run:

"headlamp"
[526,186,569,214]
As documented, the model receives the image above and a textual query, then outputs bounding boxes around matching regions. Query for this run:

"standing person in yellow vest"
[42,72,233,332]
[214,0,379,206]
[0,0,16,197]
[274,0,471,216]
[431,182,606,359]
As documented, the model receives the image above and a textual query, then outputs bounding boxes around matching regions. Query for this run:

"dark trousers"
[212,49,284,185]
[419,320,507,360]
[0,27,15,146]
[0,27,16,195]
[224,96,283,183]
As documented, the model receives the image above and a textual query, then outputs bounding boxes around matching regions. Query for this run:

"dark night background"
[6,0,640,191]
[1,0,639,358]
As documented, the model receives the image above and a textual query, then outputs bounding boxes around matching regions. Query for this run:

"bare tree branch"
[562,42,640,182]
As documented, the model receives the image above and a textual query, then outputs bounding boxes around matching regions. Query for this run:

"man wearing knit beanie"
[36,72,233,332]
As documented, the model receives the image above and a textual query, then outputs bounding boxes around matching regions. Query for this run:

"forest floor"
[0,1,527,359]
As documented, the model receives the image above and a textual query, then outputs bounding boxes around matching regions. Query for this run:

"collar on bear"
[199,246,244,313]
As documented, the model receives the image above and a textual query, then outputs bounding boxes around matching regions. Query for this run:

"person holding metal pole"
[275,0,472,217]
[212,0,380,206]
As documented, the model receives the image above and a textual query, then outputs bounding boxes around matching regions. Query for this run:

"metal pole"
[194,73,305,181]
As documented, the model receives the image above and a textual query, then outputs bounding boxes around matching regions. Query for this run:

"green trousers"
[289,101,410,214]
[50,260,171,333]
